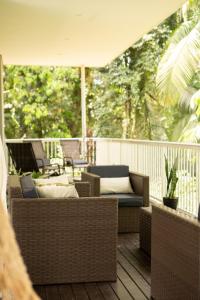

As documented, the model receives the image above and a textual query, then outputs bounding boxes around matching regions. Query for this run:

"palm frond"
[157,21,200,105]
[178,114,200,142]
[179,86,197,110]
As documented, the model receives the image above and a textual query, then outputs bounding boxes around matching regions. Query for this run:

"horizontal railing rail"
[6,137,200,216]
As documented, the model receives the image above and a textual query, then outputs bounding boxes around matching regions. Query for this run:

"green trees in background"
[4,0,200,141]
[4,66,81,138]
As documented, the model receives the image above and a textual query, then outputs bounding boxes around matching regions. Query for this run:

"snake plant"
[164,155,179,199]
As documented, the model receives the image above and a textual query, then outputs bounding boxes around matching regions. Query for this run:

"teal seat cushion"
[101,193,143,207]
[73,159,88,165]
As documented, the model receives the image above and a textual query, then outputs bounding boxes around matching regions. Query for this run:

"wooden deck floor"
[34,233,151,300]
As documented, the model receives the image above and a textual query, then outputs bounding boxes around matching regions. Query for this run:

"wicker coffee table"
[139,206,152,256]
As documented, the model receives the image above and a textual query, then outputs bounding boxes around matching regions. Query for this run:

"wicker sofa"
[151,205,200,299]
[8,175,118,285]
[82,165,149,233]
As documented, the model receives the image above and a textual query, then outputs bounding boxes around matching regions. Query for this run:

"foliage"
[157,0,200,103]
[88,19,176,140]
[165,155,179,198]
[31,171,43,179]
[156,20,200,104]
[4,66,81,138]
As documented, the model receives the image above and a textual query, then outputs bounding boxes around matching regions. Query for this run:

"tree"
[88,15,178,140]
[4,66,81,138]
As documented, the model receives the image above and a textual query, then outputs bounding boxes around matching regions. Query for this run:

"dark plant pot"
[198,204,200,220]
[163,197,178,210]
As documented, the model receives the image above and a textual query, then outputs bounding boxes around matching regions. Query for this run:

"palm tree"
[156,1,200,105]
[156,0,200,142]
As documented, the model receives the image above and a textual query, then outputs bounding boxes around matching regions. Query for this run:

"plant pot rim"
[163,196,178,200]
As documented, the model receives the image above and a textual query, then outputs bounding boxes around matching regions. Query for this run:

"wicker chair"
[82,165,149,233]
[60,140,89,176]
[8,175,118,285]
[151,204,200,299]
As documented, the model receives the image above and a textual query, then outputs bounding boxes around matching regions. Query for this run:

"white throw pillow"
[100,177,133,194]
[34,174,69,186]
[36,184,79,198]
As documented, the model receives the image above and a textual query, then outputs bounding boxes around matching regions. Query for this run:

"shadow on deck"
[34,233,151,300]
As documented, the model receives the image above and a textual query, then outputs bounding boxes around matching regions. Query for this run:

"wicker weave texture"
[139,207,152,256]
[129,172,149,207]
[9,177,117,285]
[151,205,200,299]
[118,207,140,233]
[81,172,100,197]
[11,198,117,285]
[74,181,91,197]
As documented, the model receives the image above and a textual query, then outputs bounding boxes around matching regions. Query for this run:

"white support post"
[81,65,87,157]
[0,55,4,145]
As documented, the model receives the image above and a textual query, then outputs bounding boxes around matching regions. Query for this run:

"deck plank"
[97,283,119,300]
[117,252,150,298]
[34,285,47,300]
[110,277,133,300]
[118,244,151,284]
[84,283,105,300]
[71,283,89,300]
[45,285,60,300]
[59,285,75,300]
[116,263,146,300]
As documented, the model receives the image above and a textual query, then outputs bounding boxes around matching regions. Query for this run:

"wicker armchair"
[82,165,149,233]
[8,175,118,285]
[151,205,200,299]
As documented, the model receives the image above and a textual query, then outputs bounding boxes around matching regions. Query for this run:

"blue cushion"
[73,159,88,165]
[20,174,39,198]
[101,193,143,207]
[87,165,129,178]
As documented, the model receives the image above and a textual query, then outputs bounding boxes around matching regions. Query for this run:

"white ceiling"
[0,0,186,67]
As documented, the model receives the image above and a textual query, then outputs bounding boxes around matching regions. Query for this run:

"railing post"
[81,65,87,158]
[196,151,200,214]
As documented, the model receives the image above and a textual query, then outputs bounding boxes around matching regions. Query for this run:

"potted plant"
[163,155,179,210]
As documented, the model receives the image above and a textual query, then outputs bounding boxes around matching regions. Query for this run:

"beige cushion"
[36,184,79,198]
[100,177,133,194]
[34,174,69,186]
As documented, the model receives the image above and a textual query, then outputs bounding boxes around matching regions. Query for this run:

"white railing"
[6,137,200,216]
[95,138,200,216]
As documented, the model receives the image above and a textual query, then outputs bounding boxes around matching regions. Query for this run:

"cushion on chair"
[34,174,69,186]
[101,193,143,207]
[36,184,79,198]
[87,165,129,178]
[73,159,88,165]
[100,177,133,194]
[20,174,39,198]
